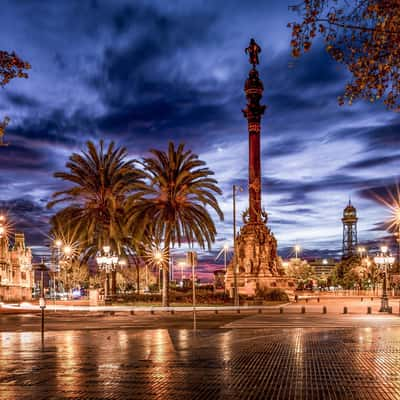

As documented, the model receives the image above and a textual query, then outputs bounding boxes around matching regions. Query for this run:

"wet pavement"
[1,301,400,399]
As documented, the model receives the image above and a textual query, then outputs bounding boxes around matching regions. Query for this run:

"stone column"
[242,66,266,223]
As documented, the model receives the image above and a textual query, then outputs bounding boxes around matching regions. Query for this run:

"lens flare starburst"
[372,183,400,232]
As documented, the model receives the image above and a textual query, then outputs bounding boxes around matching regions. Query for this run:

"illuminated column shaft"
[243,68,266,223]
[249,122,261,222]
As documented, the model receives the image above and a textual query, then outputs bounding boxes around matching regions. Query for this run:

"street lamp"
[357,246,367,258]
[374,246,395,312]
[233,184,243,307]
[294,244,301,259]
[96,245,119,300]
[52,239,63,304]
[152,248,165,293]
[178,261,185,287]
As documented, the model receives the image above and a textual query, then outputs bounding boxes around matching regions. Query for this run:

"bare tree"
[289,0,400,110]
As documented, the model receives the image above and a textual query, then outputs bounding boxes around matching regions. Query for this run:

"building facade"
[0,230,33,302]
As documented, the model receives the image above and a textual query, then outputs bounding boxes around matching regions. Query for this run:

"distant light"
[154,249,163,262]
[103,245,111,254]
[381,246,388,254]
[55,239,62,248]
[322,259,328,265]
[63,246,72,256]
[294,245,301,252]
[223,243,229,251]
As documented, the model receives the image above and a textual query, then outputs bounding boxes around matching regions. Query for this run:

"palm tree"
[47,140,145,294]
[129,142,223,306]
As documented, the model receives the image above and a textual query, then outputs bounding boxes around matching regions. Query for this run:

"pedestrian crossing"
[223,313,400,329]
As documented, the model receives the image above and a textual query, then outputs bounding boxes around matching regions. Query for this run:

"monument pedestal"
[226,220,295,298]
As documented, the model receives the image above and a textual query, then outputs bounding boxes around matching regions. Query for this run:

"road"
[1,298,400,399]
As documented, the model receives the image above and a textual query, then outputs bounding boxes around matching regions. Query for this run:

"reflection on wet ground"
[1,327,400,399]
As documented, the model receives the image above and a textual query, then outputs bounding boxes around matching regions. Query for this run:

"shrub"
[255,288,289,302]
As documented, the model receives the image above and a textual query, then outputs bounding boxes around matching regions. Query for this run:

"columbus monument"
[225,39,294,300]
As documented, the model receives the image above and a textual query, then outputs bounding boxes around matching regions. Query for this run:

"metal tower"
[342,200,358,258]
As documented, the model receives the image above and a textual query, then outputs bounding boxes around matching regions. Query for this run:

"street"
[1,298,400,399]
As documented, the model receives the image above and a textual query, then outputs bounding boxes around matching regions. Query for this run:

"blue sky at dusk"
[0,0,399,276]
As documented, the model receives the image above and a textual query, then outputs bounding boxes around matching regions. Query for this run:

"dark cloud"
[6,92,41,108]
[343,154,400,170]
[0,198,50,246]
[0,0,397,271]
[357,182,399,204]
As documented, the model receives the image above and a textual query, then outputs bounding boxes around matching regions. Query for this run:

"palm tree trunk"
[162,246,170,307]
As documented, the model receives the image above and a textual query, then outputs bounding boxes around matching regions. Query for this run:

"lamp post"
[394,230,400,271]
[374,246,395,313]
[233,184,243,307]
[54,239,62,304]
[153,248,164,294]
[216,243,230,294]
[294,244,301,260]
[96,245,119,301]
[178,261,185,287]
[35,262,48,350]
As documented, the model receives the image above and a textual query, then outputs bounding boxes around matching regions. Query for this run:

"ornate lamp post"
[153,248,164,294]
[178,261,185,287]
[232,184,243,307]
[374,246,395,312]
[96,245,119,300]
[54,239,62,300]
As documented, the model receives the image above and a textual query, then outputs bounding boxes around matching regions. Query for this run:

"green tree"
[289,0,400,110]
[332,255,362,289]
[48,140,145,292]
[129,142,223,306]
[287,259,316,289]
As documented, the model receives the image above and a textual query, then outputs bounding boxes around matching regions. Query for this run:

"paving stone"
[1,326,400,399]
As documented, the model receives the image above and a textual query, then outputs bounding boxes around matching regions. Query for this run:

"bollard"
[279,307,284,314]
[371,297,373,301]
[237,309,240,314]
[150,308,155,315]
[170,309,175,315]
[109,311,115,316]
[367,306,372,314]
[317,297,320,303]
[323,306,327,314]
[215,310,219,314]
[389,306,393,314]
[301,306,306,314]
[130,310,135,316]
[361,297,363,302]
[305,298,308,304]
[258,308,262,314]
[343,306,348,314]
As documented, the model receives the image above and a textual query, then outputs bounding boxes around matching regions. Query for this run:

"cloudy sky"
[0,0,399,276]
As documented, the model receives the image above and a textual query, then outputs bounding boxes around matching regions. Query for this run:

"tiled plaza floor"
[1,321,400,399]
